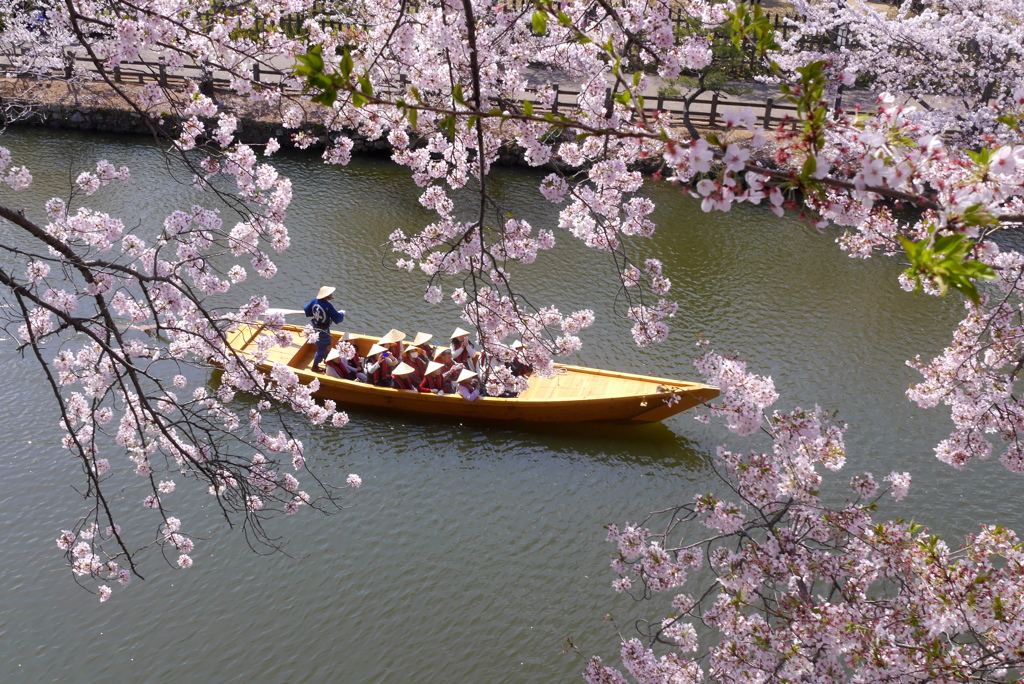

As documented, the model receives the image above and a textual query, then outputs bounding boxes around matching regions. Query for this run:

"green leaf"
[996,114,1020,130]
[531,10,548,35]
[408,107,418,129]
[523,99,534,116]
[614,90,630,105]
[440,114,456,139]
[294,44,324,77]
[966,148,991,167]
[900,233,996,305]
[340,47,354,80]
[801,154,817,181]
[453,83,465,105]
[310,89,337,107]
[358,75,373,98]
[351,92,367,108]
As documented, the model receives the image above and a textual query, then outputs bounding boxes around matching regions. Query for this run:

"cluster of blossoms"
[0,134,357,599]
[585,352,1024,683]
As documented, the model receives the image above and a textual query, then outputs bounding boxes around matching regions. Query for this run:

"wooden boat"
[225,323,719,424]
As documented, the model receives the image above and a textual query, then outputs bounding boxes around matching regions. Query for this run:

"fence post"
[763,98,773,129]
[63,50,74,79]
[158,56,167,87]
[708,91,720,127]
[834,84,844,114]
[113,64,121,83]
[552,84,560,115]
[253,62,261,83]
[656,92,664,112]
[199,61,215,97]
[605,87,613,116]
[982,81,995,105]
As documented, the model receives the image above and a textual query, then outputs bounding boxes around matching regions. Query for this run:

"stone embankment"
[0,77,401,153]
[0,77,544,164]
[0,75,773,171]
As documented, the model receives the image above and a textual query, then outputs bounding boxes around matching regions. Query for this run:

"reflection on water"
[0,127,1016,683]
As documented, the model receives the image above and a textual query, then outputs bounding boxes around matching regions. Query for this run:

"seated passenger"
[432,347,464,390]
[403,332,434,376]
[325,337,366,382]
[363,344,394,387]
[378,329,406,368]
[508,339,533,377]
[450,327,477,371]
[391,362,419,391]
[456,369,481,401]
[433,346,454,371]
[341,333,365,378]
[419,361,447,394]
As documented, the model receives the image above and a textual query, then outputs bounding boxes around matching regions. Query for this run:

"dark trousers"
[313,329,332,365]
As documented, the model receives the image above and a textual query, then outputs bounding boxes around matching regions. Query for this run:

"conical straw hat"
[425,361,444,375]
[367,344,387,357]
[326,348,340,362]
[316,286,336,299]
[379,328,405,344]
[451,327,471,339]
[433,347,450,360]
[410,331,433,347]
[393,362,416,376]
[457,369,478,383]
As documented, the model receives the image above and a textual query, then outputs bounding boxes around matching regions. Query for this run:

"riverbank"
[0,76,396,152]
[0,75,779,171]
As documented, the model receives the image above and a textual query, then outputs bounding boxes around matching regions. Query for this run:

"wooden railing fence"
[1,49,841,131]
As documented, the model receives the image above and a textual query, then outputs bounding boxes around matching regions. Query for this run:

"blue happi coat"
[304,298,345,330]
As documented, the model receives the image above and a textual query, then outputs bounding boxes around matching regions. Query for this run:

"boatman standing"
[304,285,345,374]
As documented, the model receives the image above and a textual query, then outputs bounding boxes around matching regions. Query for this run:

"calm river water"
[0,128,1019,682]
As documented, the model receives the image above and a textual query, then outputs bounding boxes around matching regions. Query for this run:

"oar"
[235,308,308,348]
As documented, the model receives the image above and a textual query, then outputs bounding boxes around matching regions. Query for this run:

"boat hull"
[225,324,718,424]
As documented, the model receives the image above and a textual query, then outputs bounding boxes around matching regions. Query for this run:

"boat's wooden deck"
[518,369,658,401]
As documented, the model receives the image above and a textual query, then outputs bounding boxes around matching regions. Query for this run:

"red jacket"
[393,375,417,390]
[367,358,392,386]
[406,353,428,377]
[419,373,444,393]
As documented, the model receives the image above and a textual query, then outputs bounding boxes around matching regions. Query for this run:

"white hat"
[451,327,471,339]
[379,328,405,344]
[367,344,387,357]
[392,362,416,376]
[510,339,525,350]
[341,331,351,342]
[316,286,336,299]
[457,369,478,383]
[425,361,444,375]
[410,331,433,347]
[433,347,450,360]
[326,348,340,362]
